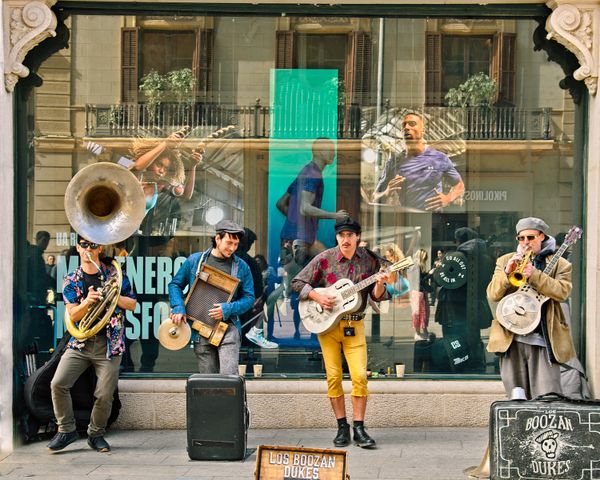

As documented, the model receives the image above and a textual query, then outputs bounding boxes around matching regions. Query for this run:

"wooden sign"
[255,445,348,480]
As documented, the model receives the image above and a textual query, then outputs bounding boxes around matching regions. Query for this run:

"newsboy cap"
[515,217,550,235]
[335,216,361,234]
[215,219,245,236]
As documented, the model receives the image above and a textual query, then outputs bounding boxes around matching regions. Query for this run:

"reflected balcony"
[84,101,554,142]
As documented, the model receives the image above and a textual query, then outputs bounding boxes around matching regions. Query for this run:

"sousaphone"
[63,162,146,340]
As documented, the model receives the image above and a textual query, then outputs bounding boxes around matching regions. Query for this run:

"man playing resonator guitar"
[291,217,394,449]
[48,235,137,453]
[487,217,577,400]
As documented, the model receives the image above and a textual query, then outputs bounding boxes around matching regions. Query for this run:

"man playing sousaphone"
[487,217,576,399]
[168,220,255,374]
[48,235,137,453]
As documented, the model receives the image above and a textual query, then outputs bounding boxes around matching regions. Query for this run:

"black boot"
[333,423,351,447]
[353,424,376,448]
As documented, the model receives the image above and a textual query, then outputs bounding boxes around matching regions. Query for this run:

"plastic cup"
[238,364,247,376]
[253,364,263,377]
[395,363,406,378]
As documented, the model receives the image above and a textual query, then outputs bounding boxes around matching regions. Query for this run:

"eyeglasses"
[78,241,99,249]
[516,235,539,242]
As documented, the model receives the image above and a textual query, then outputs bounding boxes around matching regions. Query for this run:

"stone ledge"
[114,379,505,429]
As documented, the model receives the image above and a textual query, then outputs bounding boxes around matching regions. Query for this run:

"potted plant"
[166,68,196,125]
[445,72,498,139]
[444,72,497,107]
[139,70,167,126]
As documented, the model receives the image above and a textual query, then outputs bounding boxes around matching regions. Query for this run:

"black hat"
[215,220,245,236]
[334,216,361,234]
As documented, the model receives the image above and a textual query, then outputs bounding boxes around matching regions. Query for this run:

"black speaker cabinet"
[186,374,248,460]
[490,393,600,479]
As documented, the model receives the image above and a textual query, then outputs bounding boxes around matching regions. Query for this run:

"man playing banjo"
[291,217,393,449]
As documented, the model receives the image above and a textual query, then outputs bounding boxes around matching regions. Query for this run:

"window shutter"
[275,31,295,69]
[192,28,214,100]
[121,27,140,103]
[426,33,442,105]
[492,32,516,104]
[346,31,372,105]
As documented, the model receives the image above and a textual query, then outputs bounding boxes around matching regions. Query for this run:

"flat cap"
[335,216,361,234]
[515,217,549,235]
[215,219,245,236]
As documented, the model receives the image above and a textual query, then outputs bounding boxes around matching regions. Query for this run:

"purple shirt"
[280,161,324,244]
[375,147,462,210]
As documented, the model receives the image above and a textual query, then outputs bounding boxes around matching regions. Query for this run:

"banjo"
[299,257,414,334]
[496,226,582,335]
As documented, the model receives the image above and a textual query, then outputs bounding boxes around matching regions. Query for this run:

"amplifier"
[490,393,600,480]
[186,374,248,461]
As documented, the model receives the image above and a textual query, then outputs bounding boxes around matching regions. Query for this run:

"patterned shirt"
[291,246,389,311]
[63,263,136,359]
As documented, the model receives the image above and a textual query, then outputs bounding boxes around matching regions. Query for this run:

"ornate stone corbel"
[4,0,58,93]
[546,2,598,95]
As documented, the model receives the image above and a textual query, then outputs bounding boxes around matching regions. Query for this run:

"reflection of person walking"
[276,137,348,264]
[411,249,432,341]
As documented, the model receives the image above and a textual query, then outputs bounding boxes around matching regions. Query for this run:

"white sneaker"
[246,327,278,349]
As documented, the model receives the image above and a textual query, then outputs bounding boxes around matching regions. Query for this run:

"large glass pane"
[17,13,582,379]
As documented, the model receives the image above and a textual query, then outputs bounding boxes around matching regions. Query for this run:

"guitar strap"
[364,247,388,266]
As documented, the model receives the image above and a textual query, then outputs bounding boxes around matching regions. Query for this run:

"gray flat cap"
[215,219,245,236]
[515,217,549,235]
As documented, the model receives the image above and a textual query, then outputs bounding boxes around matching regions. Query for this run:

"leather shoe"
[353,425,376,448]
[47,431,78,451]
[333,423,350,447]
[87,435,111,452]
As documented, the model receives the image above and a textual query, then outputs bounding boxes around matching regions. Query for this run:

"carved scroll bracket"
[4,0,57,93]
[546,1,599,95]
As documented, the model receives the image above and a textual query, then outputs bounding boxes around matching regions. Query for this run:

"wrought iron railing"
[85,101,553,141]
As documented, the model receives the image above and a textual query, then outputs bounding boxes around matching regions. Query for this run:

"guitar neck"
[542,242,568,275]
[342,272,382,300]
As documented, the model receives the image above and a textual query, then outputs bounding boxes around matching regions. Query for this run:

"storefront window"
[17,12,583,378]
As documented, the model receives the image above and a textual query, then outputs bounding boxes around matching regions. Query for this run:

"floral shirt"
[62,263,136,359]
[291,246,389,311]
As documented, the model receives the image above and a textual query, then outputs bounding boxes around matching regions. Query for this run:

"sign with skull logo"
[490,395,600,479]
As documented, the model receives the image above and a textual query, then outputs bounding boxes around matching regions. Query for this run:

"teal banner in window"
[267,69,339,269]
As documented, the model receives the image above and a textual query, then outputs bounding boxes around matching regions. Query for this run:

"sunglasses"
[516,235,539,242]
[79,241,99,249]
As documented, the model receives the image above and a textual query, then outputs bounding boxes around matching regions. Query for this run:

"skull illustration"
[535,430,559,459]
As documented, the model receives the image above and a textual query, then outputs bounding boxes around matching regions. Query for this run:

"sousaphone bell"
[63,162,146,340]
[64,162,146,245]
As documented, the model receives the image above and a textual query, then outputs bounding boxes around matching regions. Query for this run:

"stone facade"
[1,0,599,454]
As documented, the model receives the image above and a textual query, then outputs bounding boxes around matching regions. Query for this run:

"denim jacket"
[168,249,255,339]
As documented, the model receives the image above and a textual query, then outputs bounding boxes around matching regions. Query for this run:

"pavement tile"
[0,427,488,479]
